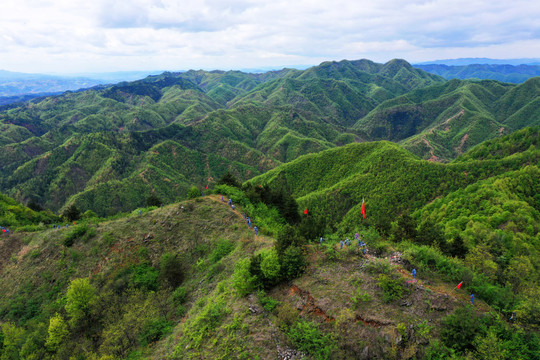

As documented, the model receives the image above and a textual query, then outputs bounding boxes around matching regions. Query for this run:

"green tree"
[146,193,161,207]
[65,278,97,327]
[260,248,281,284]
[232,258,256,296]
[62,204,81,222]
[159,253,183,288]
[440,306,484,353]
[187,186,200,199]
[280,246,306,280]
[391,213,417,242]
[275,225,305,255]
[217,171,241,188]
[45,314,69,352]
[1,322,26,360]
[473,328,508,360]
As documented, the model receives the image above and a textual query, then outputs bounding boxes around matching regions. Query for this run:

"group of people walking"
[221,195,258,237]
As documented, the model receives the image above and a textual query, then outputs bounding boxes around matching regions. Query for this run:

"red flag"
[206,184,208,189]
[304,208,308,215]
[361,197,365,219]
[456,281,463,289]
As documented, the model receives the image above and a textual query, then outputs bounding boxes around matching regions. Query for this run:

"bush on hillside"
[146,193,162,207]
[159,253,183,288]
[280,245,307,280]
[377,274,406,303]
[65,278,96,328]
[217,171,241,188]
[287,320,337,360]
[187,186,201,199]
[62,204,81,222]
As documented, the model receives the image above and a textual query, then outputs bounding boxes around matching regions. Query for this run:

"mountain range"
[0,59,538,217]
[0,57,538,359]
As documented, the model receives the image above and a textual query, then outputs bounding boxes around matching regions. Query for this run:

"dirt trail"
[205,194,273,245]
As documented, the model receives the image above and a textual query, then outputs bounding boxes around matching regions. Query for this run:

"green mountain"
[1,58,539,219]
[0,59,446,215]
[355,78,540,160]
[0,129,538,358]
[415,63,540,83]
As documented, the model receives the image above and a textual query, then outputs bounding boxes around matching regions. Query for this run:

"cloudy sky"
[1,0,539,74]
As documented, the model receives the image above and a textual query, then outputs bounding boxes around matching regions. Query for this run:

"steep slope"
[355,79,539,160]
[1,194,537,359]
[0,59,443,214]
[248,131,539,234]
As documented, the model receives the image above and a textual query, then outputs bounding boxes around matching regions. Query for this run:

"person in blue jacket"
[470,293,475,305]
[412,268,417,279]
[340,240,344,249]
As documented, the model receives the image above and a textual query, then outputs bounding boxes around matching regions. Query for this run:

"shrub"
[377,274,406,303]
[146,193,162,207]
[45,313,69,352]
[351,289,372,308]
[65,278,96,327]
[232,258,256,296]
[276,225,305,255]
[280,245,306,280]
[131,264,159,291]
[62,224,89,247]
[287,320,337,360]
[440,306,485,353]
[257,290,279,312]
[62,204,80,222]
[209,239,235,264]
[187,186,201,199]
[172,286,187,306]
[217,171,241,188]
[260,248,281,285]
[159,253,183,288]
[138,317,173,346]
[276,303,298,329]
[364,258,393,275]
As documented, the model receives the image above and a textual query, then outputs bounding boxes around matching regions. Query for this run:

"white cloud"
[0,0,539,73]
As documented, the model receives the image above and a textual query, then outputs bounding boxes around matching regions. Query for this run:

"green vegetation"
[0,59,539,359]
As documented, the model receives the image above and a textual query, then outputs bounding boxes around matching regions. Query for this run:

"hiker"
[355,233,359,240]
[247,217,251,228]
[470,293,475,305]
[345,238,351,245]
[232,204,235,210]
[254,226,258,236]
[412,268,417,279]
[139,209,141,215]
[320,237,323,245]
[340,240,344,249]
[221,195,224,202]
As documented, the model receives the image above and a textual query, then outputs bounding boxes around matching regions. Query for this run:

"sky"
[1,0,539,74]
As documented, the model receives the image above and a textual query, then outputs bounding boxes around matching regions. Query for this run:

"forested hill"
[0,58,539,217]
[0,129,538,359]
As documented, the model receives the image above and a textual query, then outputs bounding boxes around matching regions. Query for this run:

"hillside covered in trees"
[0,58,539,359]
[0,127,538,359]
[0,59,539,218]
